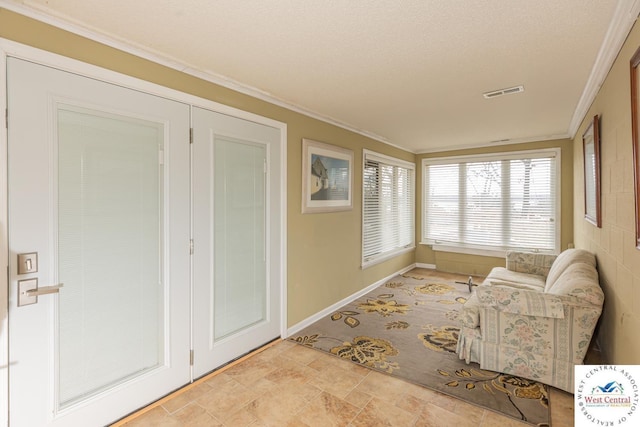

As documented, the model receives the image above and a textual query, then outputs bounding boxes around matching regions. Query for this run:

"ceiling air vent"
[483,85,524,99]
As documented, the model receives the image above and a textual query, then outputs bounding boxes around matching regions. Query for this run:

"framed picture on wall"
[631,46,640,246]
[301,138,353,213]
[583,114,601,228]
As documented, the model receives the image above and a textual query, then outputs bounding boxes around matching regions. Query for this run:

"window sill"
[420,242,506,258]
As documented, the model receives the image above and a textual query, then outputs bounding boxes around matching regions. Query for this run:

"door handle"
[24,283,64,297]
[18,279,63,307]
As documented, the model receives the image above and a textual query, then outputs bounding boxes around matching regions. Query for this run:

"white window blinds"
[422,149,559,253]
[362,150,415,266]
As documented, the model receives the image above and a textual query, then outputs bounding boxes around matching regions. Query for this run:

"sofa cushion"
[484,267,546,291]
[545,249,596,290]
[545,262,603,306]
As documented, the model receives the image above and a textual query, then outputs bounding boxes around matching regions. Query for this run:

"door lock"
[17,252,38,274]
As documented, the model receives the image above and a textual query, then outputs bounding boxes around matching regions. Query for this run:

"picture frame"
[301,138,353,213]
[582,114,601,228]
[631,46,640,246]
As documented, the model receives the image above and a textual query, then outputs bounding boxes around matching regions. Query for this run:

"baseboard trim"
[415,263,436,269]
[285,263,417,337]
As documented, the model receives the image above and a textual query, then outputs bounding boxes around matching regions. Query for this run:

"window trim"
[421,148,561,255]
[361,149,416,269]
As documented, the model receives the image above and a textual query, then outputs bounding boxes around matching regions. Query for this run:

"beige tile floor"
[114,339,581,427]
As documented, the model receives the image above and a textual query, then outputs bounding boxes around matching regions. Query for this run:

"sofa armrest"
[471,288,603,364]
[459,293,481,329]
[475,285,564,318]
[457,286,563,331]
[505,251,557,277]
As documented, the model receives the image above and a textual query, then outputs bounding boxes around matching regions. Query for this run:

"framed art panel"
[301,138,353,213]
[631,46,640,246]
[583,114,601,227]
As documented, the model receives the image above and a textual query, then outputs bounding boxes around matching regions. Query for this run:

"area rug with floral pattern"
[289,269,551,426]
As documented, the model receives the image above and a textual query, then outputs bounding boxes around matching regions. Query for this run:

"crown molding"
[568,0,640,138]
[415,133,572,155]
[3,0,632,155]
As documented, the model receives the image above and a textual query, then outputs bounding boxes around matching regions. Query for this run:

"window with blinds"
[422,149,560,254]
[362,150,415,267]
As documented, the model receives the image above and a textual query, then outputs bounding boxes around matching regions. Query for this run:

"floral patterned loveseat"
[456,249,604,393]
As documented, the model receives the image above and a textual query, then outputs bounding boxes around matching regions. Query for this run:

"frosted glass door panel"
[192,106,281,377]
[57,107,164,407]
[214,138,266,340]
[8,56,190,426]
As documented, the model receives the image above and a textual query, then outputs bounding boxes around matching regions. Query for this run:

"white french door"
[5,51,285,426]
[191,107,282,378]
[7,57,191,426]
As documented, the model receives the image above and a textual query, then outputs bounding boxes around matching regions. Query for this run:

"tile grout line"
[111,339,282,426]
[342,367,375,425]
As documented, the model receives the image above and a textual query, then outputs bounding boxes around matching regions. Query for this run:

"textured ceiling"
[8,0,637,152]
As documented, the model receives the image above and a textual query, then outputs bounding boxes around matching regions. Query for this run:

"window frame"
[421,148,561,257]
[361,149,416,268]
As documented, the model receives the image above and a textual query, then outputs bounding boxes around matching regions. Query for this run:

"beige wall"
[0,8,415,327]
[573,19,640,364]
[415,139,574,276]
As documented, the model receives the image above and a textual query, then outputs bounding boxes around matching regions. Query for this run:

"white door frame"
[0,38,288,427]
